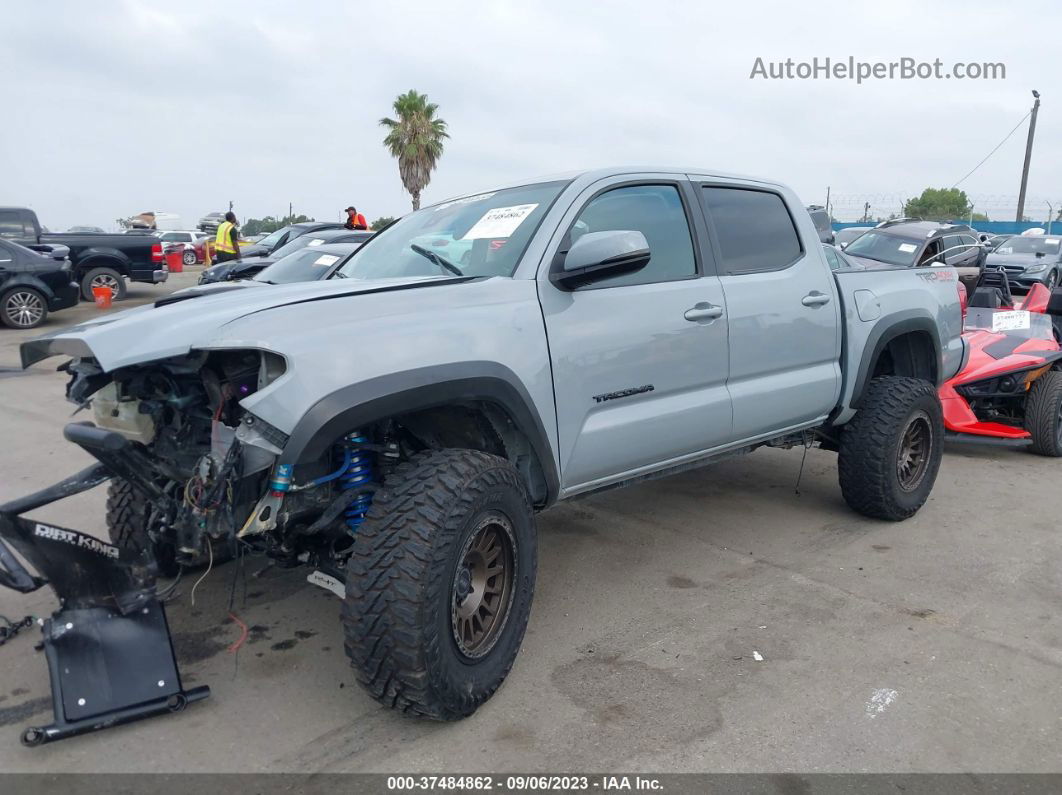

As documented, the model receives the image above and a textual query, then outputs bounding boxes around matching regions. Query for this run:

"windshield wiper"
[410,243,464,276]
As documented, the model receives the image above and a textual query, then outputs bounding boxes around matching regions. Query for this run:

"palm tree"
[380,90,449,211]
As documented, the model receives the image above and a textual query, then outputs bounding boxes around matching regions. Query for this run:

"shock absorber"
[340,430,375,532]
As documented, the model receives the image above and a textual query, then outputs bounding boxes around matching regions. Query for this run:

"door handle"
[684,302,723,322]
[801,291,831,307]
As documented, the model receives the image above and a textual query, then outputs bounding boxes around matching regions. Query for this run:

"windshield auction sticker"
[464,204,539,240]
[991,310,1031,332]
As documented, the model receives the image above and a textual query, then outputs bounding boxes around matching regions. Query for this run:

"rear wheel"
[1025,370,1062,456]
[0,288,48,329]
[81,266,127,301]
[182,248,197,266]
[106,479,179,576]
[342,449,536,719]
[838,377,944,521]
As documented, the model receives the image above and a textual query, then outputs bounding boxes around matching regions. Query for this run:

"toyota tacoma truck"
[0,206,169,300]
[0,168,964,745]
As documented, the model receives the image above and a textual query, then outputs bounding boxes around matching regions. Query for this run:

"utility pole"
[228,200,233,212]
[289,202,293,221]
[1016,90,1041,222]
[825,186,831,216]
[1048,200,1055,235]
[863,202,871,223]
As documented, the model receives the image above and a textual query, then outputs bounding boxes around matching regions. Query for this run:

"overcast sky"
[2,0,1057,228]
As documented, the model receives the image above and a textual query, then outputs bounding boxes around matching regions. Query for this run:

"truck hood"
[21,275,470,371]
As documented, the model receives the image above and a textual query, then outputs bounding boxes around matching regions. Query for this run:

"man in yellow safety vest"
[214,212,241,264]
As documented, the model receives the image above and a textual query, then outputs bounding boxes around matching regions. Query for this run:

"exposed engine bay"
[62,349,398,579]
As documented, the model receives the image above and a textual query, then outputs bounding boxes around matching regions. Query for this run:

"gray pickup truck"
[1,167,964,744]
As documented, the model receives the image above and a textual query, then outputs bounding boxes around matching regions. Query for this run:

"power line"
[952,110,1031,188]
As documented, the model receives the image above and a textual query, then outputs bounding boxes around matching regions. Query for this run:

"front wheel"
[1025,370,1062,456]
[106,479,180,576]
[0,288,48,329]
[81,266,127,301]
[182,248,197,266]
[343,449,536,719]
[838,377,944,521]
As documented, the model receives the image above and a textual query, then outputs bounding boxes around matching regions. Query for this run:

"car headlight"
[1026,262,1048,273]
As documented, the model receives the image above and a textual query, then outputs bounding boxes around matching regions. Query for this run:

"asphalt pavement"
[0,269,1059,772]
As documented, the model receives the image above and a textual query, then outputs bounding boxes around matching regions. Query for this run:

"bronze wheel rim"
[451,513,515,659]
[897,410,932,492]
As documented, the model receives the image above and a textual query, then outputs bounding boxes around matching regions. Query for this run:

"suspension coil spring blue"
[340,430,375,532]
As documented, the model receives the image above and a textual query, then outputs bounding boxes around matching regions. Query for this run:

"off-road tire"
[106,478,179,576]
[838,376,943,521]
[342,449,537,720]
[81,266,127,301]
[1025,370,1062,456]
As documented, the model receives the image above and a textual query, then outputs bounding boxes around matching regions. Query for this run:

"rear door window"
[702,187,802,274]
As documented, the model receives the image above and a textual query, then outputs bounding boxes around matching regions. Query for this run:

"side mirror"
[551,230,650,289]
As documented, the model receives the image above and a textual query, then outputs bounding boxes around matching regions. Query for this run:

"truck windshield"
[334,181,568,280]
[843,231,920,266]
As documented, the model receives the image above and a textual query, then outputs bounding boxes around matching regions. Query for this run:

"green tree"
[242,214,313,237]
[380,90,449,211]
[370,215,397,231]
[903,188,973,221]
[971,212,990,222]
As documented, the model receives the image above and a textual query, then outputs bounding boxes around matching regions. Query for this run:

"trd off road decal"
[33,522,120,559]
[916,270,957,283]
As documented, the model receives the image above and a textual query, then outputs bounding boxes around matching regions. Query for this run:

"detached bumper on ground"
[0,424,208,747]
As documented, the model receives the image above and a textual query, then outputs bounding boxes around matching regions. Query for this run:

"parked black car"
[984,234,1062,289]
[199,229,372,284]
[842,220,985,291]
[255,241,364,284]
[239,221,346,258]
[0,207,167,300]
[0,238,79,329]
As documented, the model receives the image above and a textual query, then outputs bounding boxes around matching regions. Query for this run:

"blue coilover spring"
[340,430,375,532]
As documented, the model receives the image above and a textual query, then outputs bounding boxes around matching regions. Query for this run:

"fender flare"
[72,248,132,276]
[277,362,560,505]
[849,313,943,408]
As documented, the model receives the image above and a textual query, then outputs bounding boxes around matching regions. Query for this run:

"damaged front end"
[2,345,387,745]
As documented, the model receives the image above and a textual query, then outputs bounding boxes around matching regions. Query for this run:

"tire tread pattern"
[342,449,534,720]
[1025,370,1062,456]
[838,376,943,521]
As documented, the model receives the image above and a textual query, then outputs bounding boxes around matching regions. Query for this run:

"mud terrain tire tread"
[838,376,943,521]
[106,478,179,576]
[342,448,536,720]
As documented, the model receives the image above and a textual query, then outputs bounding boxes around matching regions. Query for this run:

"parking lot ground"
[1,271,1061,772]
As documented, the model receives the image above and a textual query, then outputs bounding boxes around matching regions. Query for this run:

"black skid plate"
[0,433,211,746]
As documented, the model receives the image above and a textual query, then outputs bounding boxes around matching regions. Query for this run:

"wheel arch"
[277,363,559,508]
[851,315,942,408]
[73,251,130,278]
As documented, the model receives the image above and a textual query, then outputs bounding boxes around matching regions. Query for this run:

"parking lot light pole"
[1016,90,1041,222]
